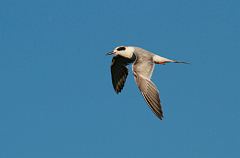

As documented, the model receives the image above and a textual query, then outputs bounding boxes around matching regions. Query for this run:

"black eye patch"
[117,47,126,51]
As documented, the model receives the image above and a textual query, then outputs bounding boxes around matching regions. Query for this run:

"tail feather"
[173,60,190,64]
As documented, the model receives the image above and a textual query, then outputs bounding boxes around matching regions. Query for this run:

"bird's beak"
[106,51,115,55]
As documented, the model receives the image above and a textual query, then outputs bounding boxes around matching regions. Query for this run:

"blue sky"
[0,0,239,157]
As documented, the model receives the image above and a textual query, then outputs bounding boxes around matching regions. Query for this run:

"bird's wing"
[133,58,163,119]
[134,73,163,119]
[111,55,135,93]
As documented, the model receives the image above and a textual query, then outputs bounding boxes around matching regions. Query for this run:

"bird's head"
[106,46,135,59]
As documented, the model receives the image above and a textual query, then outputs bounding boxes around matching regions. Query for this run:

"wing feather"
[111,55,135,93]
[134,74,163,120]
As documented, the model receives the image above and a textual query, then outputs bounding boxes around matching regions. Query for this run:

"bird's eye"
[117,47,126,51]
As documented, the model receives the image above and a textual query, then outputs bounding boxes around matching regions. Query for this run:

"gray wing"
[111,55,134,93]
[134,74,163,120]
[133,57,163,120]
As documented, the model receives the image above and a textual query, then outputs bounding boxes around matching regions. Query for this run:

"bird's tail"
[173,60,190,64]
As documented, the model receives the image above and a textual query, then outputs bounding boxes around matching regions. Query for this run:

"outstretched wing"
[133,56,163,120]
[134,74,163,120]
[111,55,135,93]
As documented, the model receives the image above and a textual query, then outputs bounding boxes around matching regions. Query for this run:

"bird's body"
[107,46,188,120]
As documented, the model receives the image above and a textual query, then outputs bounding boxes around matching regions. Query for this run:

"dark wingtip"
[157,113,164,120]
[114,86,123,94]
[114,90,121,94]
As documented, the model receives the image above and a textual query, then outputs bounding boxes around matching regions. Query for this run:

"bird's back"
[132,47,155,79]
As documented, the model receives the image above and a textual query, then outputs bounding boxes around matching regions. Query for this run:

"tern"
[106,46,188,120]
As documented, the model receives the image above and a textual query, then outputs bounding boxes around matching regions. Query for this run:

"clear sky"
[0,0,239,157]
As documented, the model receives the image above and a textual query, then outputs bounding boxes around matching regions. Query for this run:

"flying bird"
[106,46,188,120]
